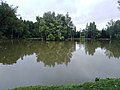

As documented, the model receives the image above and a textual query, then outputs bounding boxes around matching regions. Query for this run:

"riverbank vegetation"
[13,78,120,90]
[0,1,120,40]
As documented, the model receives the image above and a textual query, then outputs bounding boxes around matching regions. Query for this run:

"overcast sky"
[6,0,120,30]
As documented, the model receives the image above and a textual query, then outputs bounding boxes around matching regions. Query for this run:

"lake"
[0,40,120,89]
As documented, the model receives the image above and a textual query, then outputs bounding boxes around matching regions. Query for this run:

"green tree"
[37,11,75,41]
[113,20,120,39]
[106,20,115,39]
[0,1,76,40]
[0,1,19,39]
[85,22,98,39]
[100,29,108,38]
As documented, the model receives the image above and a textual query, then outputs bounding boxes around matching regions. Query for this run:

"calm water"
[0,40,120,89]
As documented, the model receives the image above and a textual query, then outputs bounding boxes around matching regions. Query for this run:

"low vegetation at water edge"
[13,78,120,90]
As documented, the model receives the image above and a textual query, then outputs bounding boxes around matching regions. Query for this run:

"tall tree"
[85,22,98,39]
[106,20,115,39]
[37,11,75,40]
[0,1,19,39]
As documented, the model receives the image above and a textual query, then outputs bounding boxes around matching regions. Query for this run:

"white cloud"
[6,0,120,30]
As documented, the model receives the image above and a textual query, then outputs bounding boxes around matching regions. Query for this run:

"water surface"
[0,40,120,89]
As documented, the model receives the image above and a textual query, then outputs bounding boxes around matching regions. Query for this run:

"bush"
[48,34,55,41]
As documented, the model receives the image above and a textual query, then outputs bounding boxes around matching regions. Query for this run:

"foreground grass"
[13,78,120,90]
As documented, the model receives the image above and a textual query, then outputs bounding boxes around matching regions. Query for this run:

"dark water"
[0,40,120,89]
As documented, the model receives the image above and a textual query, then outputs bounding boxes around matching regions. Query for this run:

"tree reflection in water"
[36,42,75,67]
[0,40,120,66]
[0,40,75,66]
[83,40,120,59]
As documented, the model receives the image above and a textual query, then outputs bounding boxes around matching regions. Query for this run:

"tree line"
[0,1,80,40]
[81,20,120,39]
[80,0,120,40]
[0,1,120,40]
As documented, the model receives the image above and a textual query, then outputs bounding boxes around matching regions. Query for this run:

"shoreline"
[12,78,120,90]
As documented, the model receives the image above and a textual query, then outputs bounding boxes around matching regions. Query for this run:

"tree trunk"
[110,35,112,39]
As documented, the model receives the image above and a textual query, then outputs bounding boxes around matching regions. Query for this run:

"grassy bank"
[12,78,120,90]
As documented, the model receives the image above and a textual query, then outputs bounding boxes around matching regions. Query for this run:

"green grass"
[12,78,120,90]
